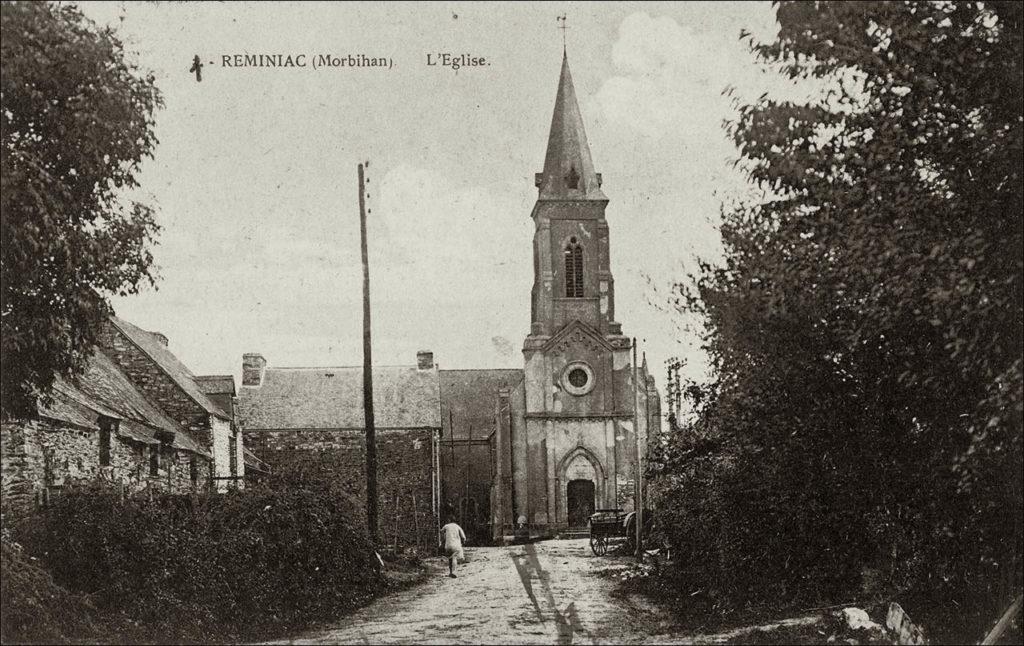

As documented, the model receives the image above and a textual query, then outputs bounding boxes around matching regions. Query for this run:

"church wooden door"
[567,479,595,529]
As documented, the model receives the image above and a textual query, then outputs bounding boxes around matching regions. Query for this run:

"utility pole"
[633,337,643,560]
[358,161,378,541]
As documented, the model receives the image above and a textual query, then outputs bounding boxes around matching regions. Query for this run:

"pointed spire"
[536,53,606,200]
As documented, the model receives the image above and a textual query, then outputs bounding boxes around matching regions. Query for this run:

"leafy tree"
[1,1,162,416]
[657,2,1021,639]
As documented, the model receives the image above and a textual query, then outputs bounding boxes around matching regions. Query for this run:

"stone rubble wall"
[97,323,209,430]
[1,418,212,524]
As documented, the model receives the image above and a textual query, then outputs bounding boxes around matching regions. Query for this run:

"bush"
[1,533,137,644]
[12,482,384,642]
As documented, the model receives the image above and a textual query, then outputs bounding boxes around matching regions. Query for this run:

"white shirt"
[441,523,466,549]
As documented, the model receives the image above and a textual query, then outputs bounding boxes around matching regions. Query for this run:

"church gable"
[541,320,614,356]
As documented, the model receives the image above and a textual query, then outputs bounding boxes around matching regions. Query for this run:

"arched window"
[564,238,584,298]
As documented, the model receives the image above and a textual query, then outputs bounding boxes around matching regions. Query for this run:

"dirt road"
[273,538,698,645]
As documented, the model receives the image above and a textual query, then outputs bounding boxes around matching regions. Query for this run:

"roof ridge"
[110,316,230,420]
[439,368,522,372]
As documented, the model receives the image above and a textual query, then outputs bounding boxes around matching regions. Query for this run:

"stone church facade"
[488,53,660,539]
[239,53,659,545]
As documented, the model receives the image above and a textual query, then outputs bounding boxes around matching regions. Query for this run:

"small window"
[565,165,580,189]
[99,424,112,467]
[149,446,159,476]
[564,239,584,298]
[189,456,198,485]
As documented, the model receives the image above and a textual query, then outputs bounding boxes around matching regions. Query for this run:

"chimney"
[242,353,266,387]
[416,350,434,370]
[151,331,169,346]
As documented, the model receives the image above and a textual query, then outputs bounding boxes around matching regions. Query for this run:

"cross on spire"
[556,14,568,54]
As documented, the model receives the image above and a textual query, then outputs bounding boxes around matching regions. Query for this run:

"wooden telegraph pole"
[633,337,643,560]
[358,162,378,541]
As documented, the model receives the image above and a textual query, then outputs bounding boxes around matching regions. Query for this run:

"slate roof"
[237,365,441,430]
[439,369,524,440]
[537,54,606,201]
[38,349,211,457]
[111,317,230,420]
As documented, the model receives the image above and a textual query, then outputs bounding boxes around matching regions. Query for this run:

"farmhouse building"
[237,351,441,549]
[1,316,259,521]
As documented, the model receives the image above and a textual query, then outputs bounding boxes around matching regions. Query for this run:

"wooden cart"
[588,508,626,556]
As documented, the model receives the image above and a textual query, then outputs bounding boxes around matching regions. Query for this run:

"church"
[238,53,660,544]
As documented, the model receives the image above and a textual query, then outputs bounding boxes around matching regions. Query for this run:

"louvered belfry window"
[564,238,584,298]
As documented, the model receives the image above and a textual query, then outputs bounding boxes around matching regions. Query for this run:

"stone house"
[97,316,254,491]
[236,351,441,550]
[2,315,264,522]
[2,344,212,521]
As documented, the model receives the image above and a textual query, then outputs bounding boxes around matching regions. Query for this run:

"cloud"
[373,164,531,299]
[581,10,812,383]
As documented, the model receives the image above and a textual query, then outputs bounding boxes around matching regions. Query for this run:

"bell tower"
[527,53,624,340]
[517,53,650,536]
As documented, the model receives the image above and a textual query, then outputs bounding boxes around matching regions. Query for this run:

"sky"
[76,1,814,393]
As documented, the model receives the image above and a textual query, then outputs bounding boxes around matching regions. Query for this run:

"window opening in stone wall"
[568,367,589,388]
[149,446,159,476]
[190,456,198,485]
[229,429,238,479]
[565,165,580,189]
[564,238,584,297]
[99,422,111,467]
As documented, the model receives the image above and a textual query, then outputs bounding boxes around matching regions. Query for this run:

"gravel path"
[271,538,702,645]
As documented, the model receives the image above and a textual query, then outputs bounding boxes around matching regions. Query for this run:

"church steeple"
[526,53,621,342]
[535,54,607,201]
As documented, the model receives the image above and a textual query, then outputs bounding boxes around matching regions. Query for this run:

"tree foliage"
[1,1,162,417]
[655,2,1022,640]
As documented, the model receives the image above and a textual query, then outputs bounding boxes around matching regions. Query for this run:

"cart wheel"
[590,536,608,556]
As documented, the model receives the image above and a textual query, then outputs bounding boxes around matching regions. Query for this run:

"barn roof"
[439,369,524,440]
[237,365,441,430]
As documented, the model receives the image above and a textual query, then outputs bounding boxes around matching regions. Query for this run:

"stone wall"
[244,427,438,549]
[233,426,246,490]
[209,417,235,491]
[97,323,209,430]
[1,418,212,524]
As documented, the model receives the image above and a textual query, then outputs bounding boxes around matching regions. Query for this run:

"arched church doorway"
[567,479,595,528]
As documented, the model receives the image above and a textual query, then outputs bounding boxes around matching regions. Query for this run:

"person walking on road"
[440,518,467,578]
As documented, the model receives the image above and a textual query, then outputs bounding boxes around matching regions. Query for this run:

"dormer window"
[564,238,584,298]
[565,165,580,189]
